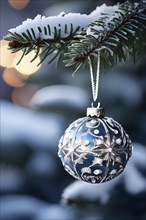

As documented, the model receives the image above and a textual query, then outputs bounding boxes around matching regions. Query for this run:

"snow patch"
[7,4,119,41]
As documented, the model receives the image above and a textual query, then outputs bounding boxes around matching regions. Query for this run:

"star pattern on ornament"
[61,138,87,165]
[92,134,124,165]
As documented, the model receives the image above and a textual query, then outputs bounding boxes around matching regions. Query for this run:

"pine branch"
[4,26,80,65]
[3,1,146,73]
[3,12,87,65]
[64,1,146,73]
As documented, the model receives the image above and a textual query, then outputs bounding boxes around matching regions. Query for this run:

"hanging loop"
[91,101,100,108]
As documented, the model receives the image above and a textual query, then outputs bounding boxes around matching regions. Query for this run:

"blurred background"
[0,0,146,220]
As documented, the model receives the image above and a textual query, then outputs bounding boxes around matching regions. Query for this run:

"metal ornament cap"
[58,110,132,184]
[87,107,104,117]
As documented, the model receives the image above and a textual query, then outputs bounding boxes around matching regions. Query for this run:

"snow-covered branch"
[3,1,146,71]
[6,4,118,41]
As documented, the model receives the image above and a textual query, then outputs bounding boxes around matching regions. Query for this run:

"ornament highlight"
[58,107,132,183]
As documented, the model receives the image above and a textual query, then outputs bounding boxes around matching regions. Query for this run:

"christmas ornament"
[58,52,132,183]
[58,106,132,183]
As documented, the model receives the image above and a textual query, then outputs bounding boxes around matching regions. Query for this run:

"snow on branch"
[5,4,118,41]
[65,1,146,73]
[3,1,146,70]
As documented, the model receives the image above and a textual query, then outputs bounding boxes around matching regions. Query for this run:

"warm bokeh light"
[12,84,39,107]
[2,67,28,87]
[13,51,41,75]
[0,40,16,67]
[8,0,30,10]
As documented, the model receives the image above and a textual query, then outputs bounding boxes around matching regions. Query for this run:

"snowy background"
[0,0,146,220]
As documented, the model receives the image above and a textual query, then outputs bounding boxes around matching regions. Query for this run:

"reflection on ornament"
[58,107,132,184]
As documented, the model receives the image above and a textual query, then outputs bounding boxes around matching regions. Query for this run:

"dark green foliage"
[3,1,146,73]
[65,1,146,73]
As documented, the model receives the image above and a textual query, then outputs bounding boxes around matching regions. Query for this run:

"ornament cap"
[87,107,104,117]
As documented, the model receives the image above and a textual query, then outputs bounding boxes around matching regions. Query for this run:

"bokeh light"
[12,84,39,107]
[2,67,28,88]
[13,51,41,75]
[8,0,30,10]
[0,40,16,68]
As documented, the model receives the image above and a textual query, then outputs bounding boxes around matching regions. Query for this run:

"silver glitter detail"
[58,115,132,184]
[94,169,102,175]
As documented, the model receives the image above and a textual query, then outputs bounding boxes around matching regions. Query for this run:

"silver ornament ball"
[58,107,132,184]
